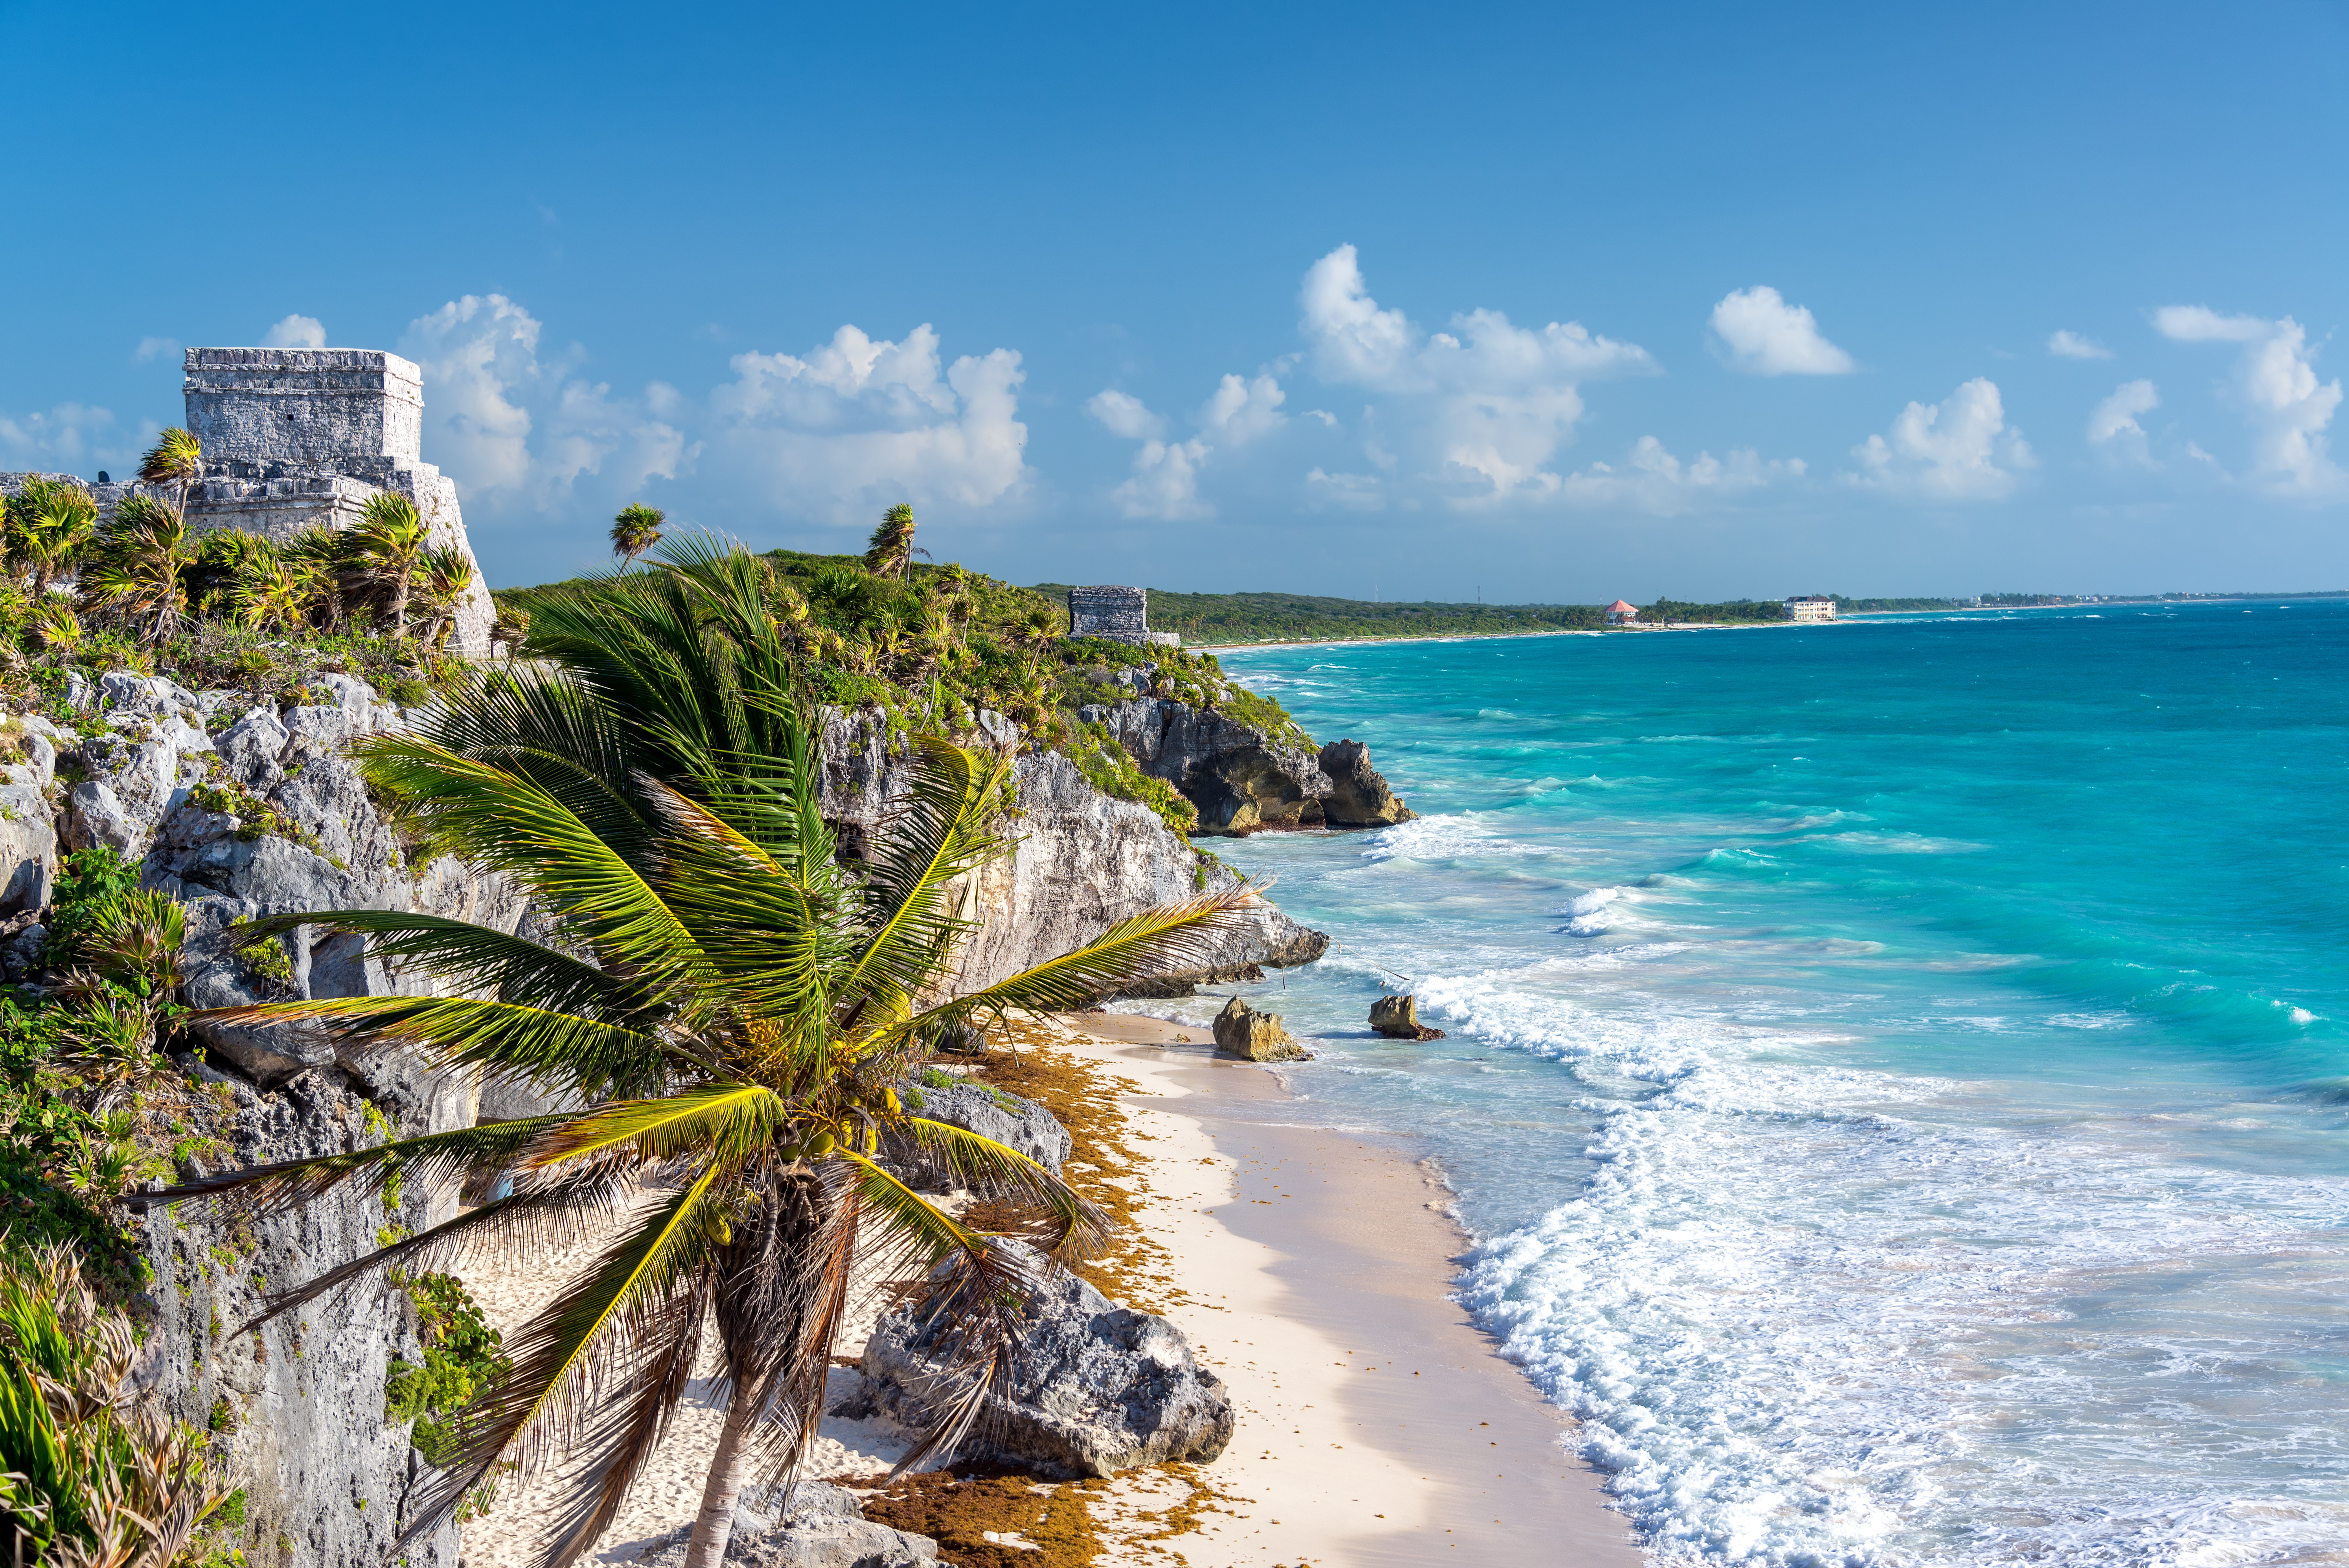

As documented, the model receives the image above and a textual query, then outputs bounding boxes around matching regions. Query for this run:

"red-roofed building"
[1606,599,1640,625]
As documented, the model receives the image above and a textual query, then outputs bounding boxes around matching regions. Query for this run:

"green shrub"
[43,846,141,970]
[386,1272,510,1468]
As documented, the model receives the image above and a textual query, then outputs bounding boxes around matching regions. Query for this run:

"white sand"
[456,1013,1640,1566]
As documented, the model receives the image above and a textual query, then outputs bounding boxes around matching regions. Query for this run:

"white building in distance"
[1785,596,1837,623]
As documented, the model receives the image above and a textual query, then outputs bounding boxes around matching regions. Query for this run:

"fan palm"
[280,526,350,630]
[134,426,204,518]
[163,539,1251,1568]
[417,544,477,649]
[610,504,664,569]
[351,493,430,637]
[862,504,925,580]
[79,496,193,645]
[8,479,98,595]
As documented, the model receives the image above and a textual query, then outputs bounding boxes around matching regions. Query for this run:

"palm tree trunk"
[683,1393,760,1568]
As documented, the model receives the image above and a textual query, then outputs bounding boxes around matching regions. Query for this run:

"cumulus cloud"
[1199,373,1286,445]
[263,314,327,349]
[0,403,146,473]
[706,324,1029,517]
[2154,305,2342,495]
[1086,390,1164,442]
[1296,244,1655,504]
[1848,378,2033,499]
[401,294,688,513]
[1558,437,1806,514]
[2048,329,2114,360]
[1709,286,1855,376]
[133,336,180,365]
[2087,379,2160,465]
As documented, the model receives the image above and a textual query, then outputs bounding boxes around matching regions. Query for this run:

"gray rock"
[818,710,1327,1000]
[1369,992,1444,1040]
[1317,739,1416,828]
[1079,697,1332,835]
[1212,996,1307,1062]
[633,1483,938,1566]
[134,1063,459,1568]
[0,788,56,914]
[883,1079,1070,1193]
[862,1243,1235,1480]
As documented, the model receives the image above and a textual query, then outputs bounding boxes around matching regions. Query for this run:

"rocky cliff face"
[25,669,535,1568]
[1076,680,1415,836]
[817,710,1328,994]
[0,678,1331,1567]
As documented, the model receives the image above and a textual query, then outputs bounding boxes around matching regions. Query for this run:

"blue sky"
[2,1,2343,599]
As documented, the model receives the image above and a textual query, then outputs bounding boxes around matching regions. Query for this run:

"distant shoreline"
[1187,607,1962,654]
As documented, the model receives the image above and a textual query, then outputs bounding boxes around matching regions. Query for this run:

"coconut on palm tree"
[80,495,195,645]
[163,539,1249,1568]
[863,504,925,580]
[610,504,664,569]
[350,493,431,637]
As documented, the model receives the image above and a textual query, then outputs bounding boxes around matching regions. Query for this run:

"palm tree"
[237,554,319,634]
[281,527,350,630]
[350,493,430,638]
[863,504,926,580]
[416,544,477,650]
[135,426,204,518]
[79,495,194,645]
[162,539,1249,1568]
[8,479,99,595]
[610,504,664,570]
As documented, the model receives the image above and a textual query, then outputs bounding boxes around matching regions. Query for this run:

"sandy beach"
[457,1011,1639,1567]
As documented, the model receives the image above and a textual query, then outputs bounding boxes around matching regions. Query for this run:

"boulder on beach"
[859,1243,1235,1480]
[1369,993,1445,1040]
[635,1482,939,1566]
[1212,996,1309,1062]
[879,1077,1072,1193]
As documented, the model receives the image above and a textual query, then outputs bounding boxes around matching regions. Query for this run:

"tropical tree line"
[2,428,477,665]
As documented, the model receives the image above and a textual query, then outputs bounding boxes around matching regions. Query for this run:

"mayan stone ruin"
[0,347,495,654]
[1069,583,1179,647]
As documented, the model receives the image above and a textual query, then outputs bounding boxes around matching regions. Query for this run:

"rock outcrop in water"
[1212,996,1308,1061]
[1076,684,1414,836]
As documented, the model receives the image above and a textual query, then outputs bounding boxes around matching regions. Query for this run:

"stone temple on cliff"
[1068,584,1179,648]
[0,347,494,654]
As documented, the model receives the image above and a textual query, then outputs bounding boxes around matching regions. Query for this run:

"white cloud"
[133,336,180,365]
[1087,390,1165,442]
[1709,286,1855,376]
[2048,329,2114,360]
[1559,436,1806,514]
[2088,379,2159,465]
[0,403,148,473]
[1110,439,1211,520]
[401,293,688,512]
[1297,244,1655,504]
[2154,305,2342,495]
[1848,378,2033,500]
[707,323,1029,517]
[262,314,327,349]
[1199,372,1286,445]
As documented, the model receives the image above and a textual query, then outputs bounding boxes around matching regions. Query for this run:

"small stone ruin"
[1069,584,1179,648]
[1,347,494,654]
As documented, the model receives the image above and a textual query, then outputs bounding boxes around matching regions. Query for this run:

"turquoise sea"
[1130,602,2349,1566]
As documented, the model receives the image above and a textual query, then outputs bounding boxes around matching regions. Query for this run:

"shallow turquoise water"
[1142,603,2349,1566]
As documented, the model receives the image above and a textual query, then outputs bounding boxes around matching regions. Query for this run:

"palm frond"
[903,884,1260,1031]
[153,1114,569,1215]
[902,1119,1111,1261]
[188,994,684,1102]
[231,908,661,1025]
[521,1083,788,1170]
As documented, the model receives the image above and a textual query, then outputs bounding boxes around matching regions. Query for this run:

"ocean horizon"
[1125,600,2349,1566]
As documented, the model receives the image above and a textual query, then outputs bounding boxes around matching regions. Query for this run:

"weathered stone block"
[183,347,423,468]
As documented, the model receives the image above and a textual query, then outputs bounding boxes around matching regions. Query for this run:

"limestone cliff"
[817,709,1328,994]
[1076,676,1415,836]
